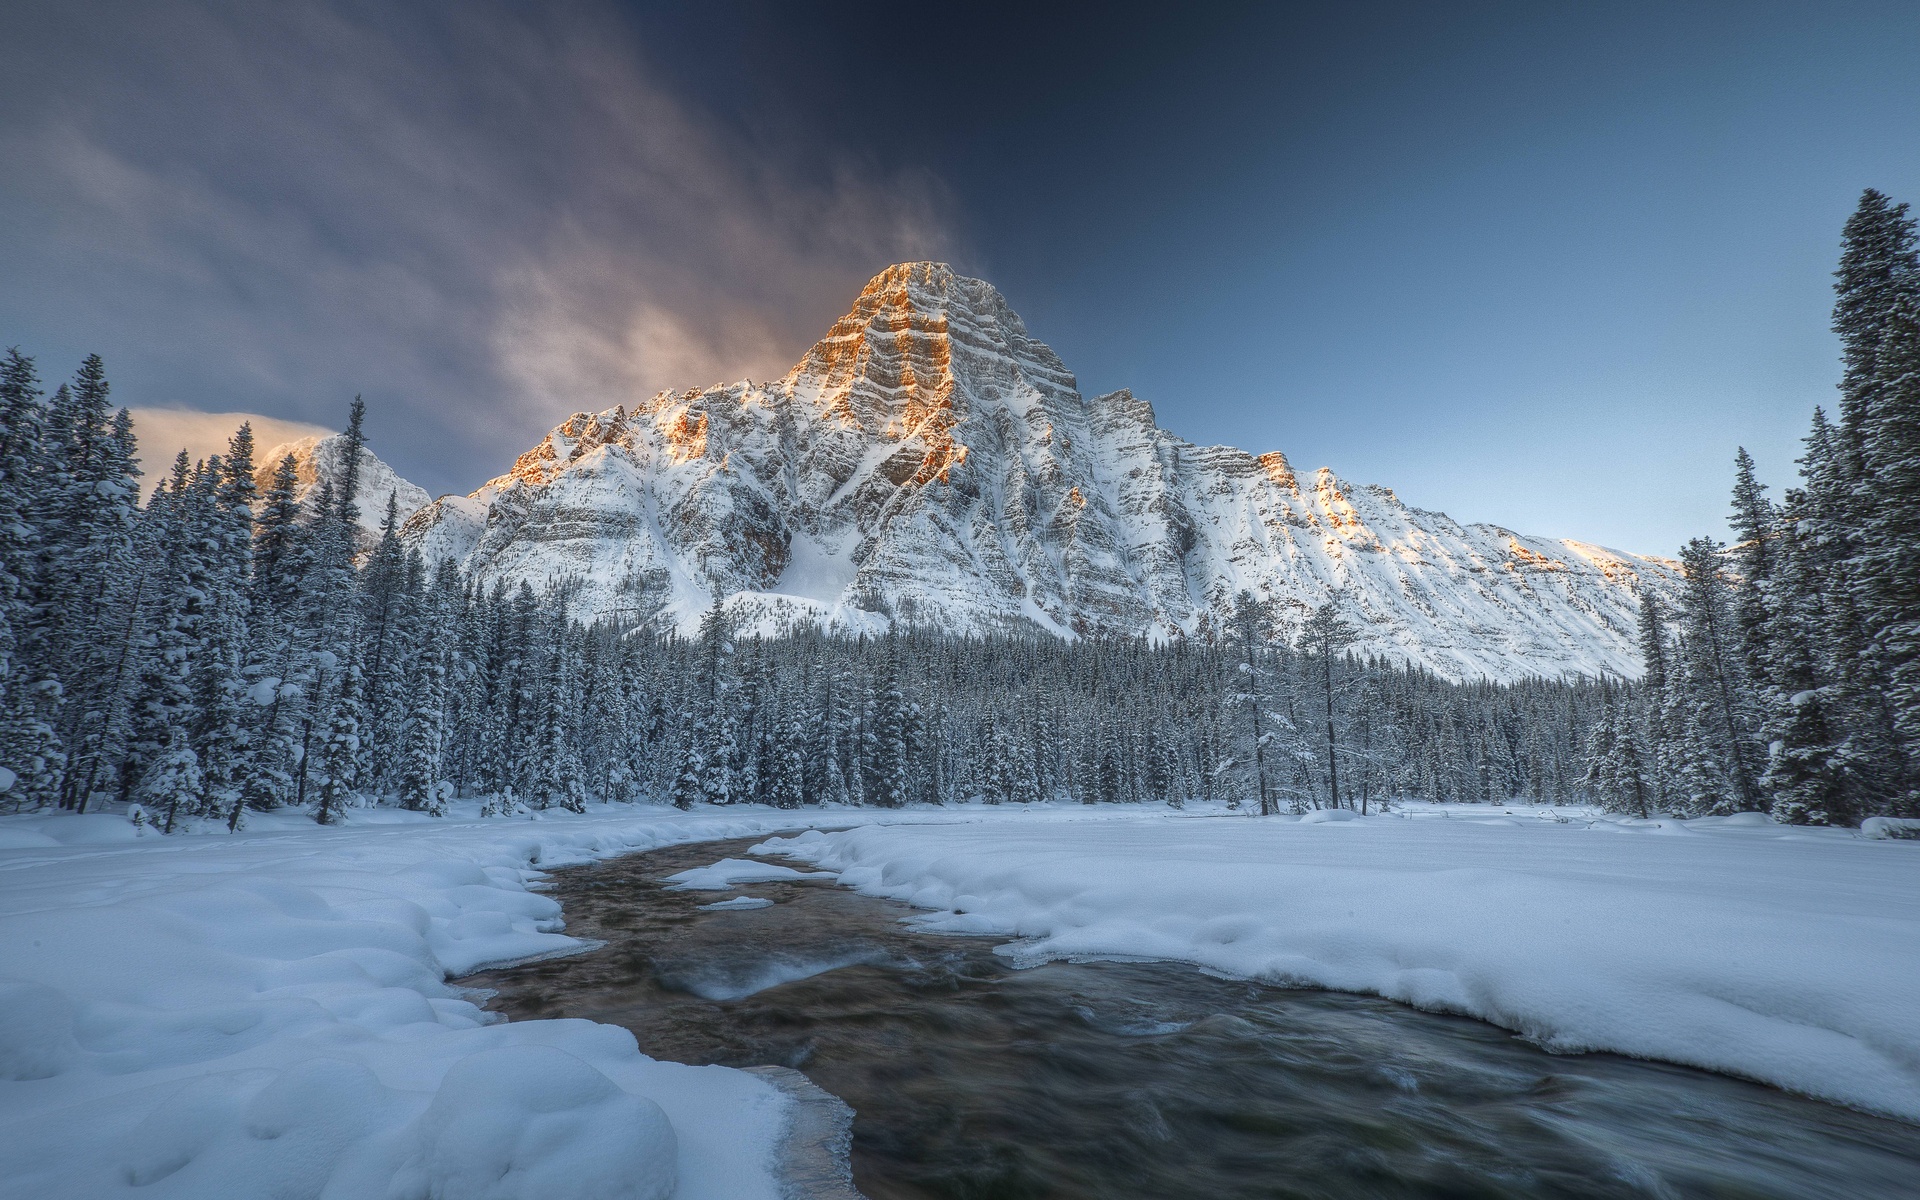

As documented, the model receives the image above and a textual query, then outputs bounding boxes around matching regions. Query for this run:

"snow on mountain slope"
[256,433,431,542]
[402,263,1678,681]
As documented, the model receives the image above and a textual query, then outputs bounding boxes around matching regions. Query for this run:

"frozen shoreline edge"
[758,815,1920,1123]
[741,1067,865,1200]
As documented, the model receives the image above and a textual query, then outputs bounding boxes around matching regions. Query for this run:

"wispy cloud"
[127,409,336,488]
[1,0,957,494]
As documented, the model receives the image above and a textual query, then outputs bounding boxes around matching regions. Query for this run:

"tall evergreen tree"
[1834,188,1919,474]
[0,349,59,809]
[1855,289,1920,772]
[1300,600,1358,809]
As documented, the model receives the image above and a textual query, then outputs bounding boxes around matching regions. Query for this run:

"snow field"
[0,807,820,1198]
[757,807,1920,1121]
[6,798,1912,1199]
[0,800,1135,1199]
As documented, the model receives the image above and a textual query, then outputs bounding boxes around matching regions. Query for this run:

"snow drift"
[0,808,887,1200]
[760,809,1920,1120]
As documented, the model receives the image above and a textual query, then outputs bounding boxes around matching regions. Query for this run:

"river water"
[459,836,1920,1200]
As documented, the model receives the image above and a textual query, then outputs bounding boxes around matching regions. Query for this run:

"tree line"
[1583,188,1920,825]
[0,363,1615,827]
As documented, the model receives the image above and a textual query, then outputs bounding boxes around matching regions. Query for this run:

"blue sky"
[5,1,1920,554]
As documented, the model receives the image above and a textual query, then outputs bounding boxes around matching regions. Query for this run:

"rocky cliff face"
[402,263,1677,682]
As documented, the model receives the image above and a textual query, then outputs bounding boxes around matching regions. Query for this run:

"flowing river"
[459,836,1920,1199]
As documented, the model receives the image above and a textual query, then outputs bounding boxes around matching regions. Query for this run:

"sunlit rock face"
[402,262,1677,681]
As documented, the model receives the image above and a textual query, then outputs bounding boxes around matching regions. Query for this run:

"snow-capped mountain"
[402,263,1676,682]
[256,434,431,545]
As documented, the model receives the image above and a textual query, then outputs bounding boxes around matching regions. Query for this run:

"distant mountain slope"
[402,263,1676,681]
[256,433,430,545]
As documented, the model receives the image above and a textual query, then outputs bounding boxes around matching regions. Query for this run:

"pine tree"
[1764,686,1851,825]
[313,667,363,825]
[1226,591,1278,813]
[362,502,424,795]
[0,349,60,810]
[1728,447,1777,687]
[669,714,705,811]
[861,637,909,808]
[1856,290,1920,773]
[333,397,368,535]
[252,453,306,624]
[1834,189,1919,475]
[144,724,203,835]
[1582,692,1652,817]
[38,360,144,810]
[0,349,43,689]
[1300,599,1358,809]
[398,648,448,814]
[1673,539,1762,813]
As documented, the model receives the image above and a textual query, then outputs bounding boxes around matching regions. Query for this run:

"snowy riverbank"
[4,800,1914,1199]
[761,806,1920,1121]
[0,800,1131,1199]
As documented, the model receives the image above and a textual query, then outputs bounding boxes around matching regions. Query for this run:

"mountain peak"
[854,261,995,313]
[403,267,1678,682]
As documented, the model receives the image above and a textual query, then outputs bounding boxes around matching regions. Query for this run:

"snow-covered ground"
[761,803,1920,1122]
[0,800,1117,1200]
[3,799,1915,1200]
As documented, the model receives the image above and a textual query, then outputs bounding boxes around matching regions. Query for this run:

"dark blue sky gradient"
[5,1,1920,553]
[632,1,1920,553]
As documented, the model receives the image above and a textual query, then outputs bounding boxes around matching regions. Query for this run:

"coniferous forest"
[1,190,1917,830]
[1585,189,1920,826]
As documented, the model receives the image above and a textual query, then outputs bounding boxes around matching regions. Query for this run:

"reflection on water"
[461,837,1920,1200]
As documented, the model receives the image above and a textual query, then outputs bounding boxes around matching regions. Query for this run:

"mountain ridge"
[400,262,1677,681]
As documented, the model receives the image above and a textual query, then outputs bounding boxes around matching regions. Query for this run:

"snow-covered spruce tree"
[290,468,361,816]
[1632,591,1674,807]
[1834,189,1920,477]
[1856,289,1920,785]
[668,715,705,811]
[1728,447,1777,685]
[764,692,807,809]
[1581,690,1652,818]
[0,349,63,811]
[1831,189,1920,810]
[0,350,42,682]
[1345,673,1398,814]
[144,724,203,835]
[1009,710,1042,805]
[1756,454,1857,823]
[529,614,586,813]
[1764,684,1852,826]
[397,647,448,814]
[39,361,145,810]
[127,454,207,811]
[861,635,909,808]
[234,450,310,815]
[1667,539,1763,815]
[200,429,258,830]
[1299,599,1359,810]
[312,666,363,825]
[813,661,855,805]
[693,593,737,805]
[983,716,1013,804]
[1225,591,1279,814]
[577,630,623,802]
[356,493,413,794]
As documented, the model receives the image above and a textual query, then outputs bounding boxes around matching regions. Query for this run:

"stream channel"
[459,835,1920,1199]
